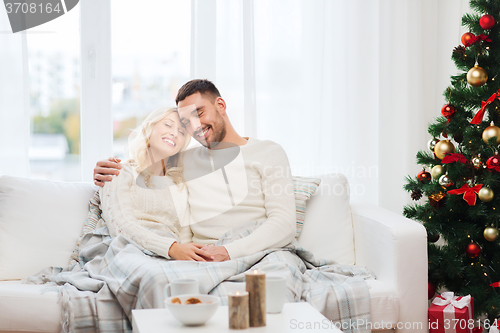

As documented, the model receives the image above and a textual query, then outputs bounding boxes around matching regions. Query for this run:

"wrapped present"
[489,319,499,333]
[429,292,474,333]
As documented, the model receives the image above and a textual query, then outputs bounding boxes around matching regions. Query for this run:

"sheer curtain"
[191,0,470,213]
[0,7,31,178]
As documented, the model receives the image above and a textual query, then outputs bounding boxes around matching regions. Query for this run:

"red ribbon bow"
[471,87,500,124]
[464,33,492,47]
[447,183,483,206]
[442,153,468,164]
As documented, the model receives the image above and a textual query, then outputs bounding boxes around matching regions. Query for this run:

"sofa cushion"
[70,190,102,264]
[0,281,61,332]
[292,176,321,240]
[0,176,96,280]
[297,173,355,265]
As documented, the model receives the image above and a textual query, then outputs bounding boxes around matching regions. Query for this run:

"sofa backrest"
[0,176,96,280]
[0,172,355,280]
[297,173,355,265]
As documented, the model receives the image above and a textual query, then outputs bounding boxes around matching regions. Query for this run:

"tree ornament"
[484,227,499,242]
[442,153,468,164]
[438,174,452,187]
[447,183,483,206]
[470,87,500,124]
[428,192,446,208]
[417,170,431,184]
[411,189,423,201]
[441,104,456,120]
[487,154,500,172]
[467,177,476,187]
[431,165,445,179]
[453,45,466,60]
[427,232,440,243]
[467,65,488,87]
[471,155,482,169]
[482,121,500,145]
[478,187,494,202]
[428,282,436,300]
[465,242,481,258]
[480,14,495,30]
[461,32,475,46]
[434,140,455,160]
[428,138,440,151]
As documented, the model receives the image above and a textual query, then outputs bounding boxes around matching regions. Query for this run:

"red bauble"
[428,282,436,300]
[441,104,456,119]
[461,32,475,46]
[480,14,495,30]
[466,242,481,259]
[487,155,500,172]
[417,170,431,184]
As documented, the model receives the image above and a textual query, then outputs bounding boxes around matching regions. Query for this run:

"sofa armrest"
[351,203,427,332]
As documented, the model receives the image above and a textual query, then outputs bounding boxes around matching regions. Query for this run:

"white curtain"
[191,0,471,213]
[0,6,31,177]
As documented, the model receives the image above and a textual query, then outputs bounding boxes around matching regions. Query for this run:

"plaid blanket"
[27,221,373,333]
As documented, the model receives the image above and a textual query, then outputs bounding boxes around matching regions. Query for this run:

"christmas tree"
[403,0,500,321]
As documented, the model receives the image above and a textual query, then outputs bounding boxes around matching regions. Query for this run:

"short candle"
[245,270,266,327]
[228,291,249,330]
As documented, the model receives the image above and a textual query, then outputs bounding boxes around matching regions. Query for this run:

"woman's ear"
[215,97,227,116]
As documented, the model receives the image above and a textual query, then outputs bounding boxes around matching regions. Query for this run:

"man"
[94,79,296,261]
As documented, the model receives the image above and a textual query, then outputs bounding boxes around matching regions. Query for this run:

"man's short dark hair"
[175,79,221,105]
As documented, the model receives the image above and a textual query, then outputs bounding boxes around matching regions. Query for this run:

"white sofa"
[0,173,428,333]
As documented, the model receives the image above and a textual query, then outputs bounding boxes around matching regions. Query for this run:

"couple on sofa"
[93,78,297,262]
[33,79,372,333]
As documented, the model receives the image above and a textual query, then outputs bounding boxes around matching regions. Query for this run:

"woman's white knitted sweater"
[99,164,192,259]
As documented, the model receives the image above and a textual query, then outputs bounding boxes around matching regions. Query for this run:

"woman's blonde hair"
[124,107,190,187]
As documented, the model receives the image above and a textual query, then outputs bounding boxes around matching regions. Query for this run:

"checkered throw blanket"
[26,222,373,333]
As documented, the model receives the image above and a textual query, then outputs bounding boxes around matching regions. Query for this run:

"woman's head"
[125,107,190,183]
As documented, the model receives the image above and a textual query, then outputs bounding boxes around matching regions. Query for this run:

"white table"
[132,302,342,332]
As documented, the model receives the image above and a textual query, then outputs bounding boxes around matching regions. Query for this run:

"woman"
[100,107,212,261]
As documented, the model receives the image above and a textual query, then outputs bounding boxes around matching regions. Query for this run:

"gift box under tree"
[489,320,499,333]
[429,292,474,333]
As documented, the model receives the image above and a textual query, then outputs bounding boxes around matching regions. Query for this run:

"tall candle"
[228,291,249,330]
[245,270,266,327]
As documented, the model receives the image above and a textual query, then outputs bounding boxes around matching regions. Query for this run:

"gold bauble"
[484,227,499,242]
[431,165,444,179]
[482,122,500,145]
[467,65,488,87]
[434,140,455,160]
[478,187,494,202]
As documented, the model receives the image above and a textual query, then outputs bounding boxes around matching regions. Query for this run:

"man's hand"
[200,245,230,262]
[94,156,122,187]
[169,243,214,261]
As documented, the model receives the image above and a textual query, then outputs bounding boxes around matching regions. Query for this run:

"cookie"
[185,297,202,304]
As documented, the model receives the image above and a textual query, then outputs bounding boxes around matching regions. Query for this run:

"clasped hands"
[169,243,230,262]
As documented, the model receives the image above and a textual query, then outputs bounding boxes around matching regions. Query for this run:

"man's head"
[176,79,227,149]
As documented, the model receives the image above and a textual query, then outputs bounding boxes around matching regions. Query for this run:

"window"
[111,0,191,159]
[27,5,81,181]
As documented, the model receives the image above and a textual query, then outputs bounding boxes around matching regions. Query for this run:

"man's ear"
[215,97,227,116]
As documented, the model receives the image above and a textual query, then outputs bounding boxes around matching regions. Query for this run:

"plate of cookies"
[164,294,220,326]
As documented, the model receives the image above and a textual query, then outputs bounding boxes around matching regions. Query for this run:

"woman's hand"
[168,243,215,261]
[94,156,122,187]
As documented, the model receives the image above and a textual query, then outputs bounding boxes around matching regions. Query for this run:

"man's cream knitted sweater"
[183,138,296,259]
